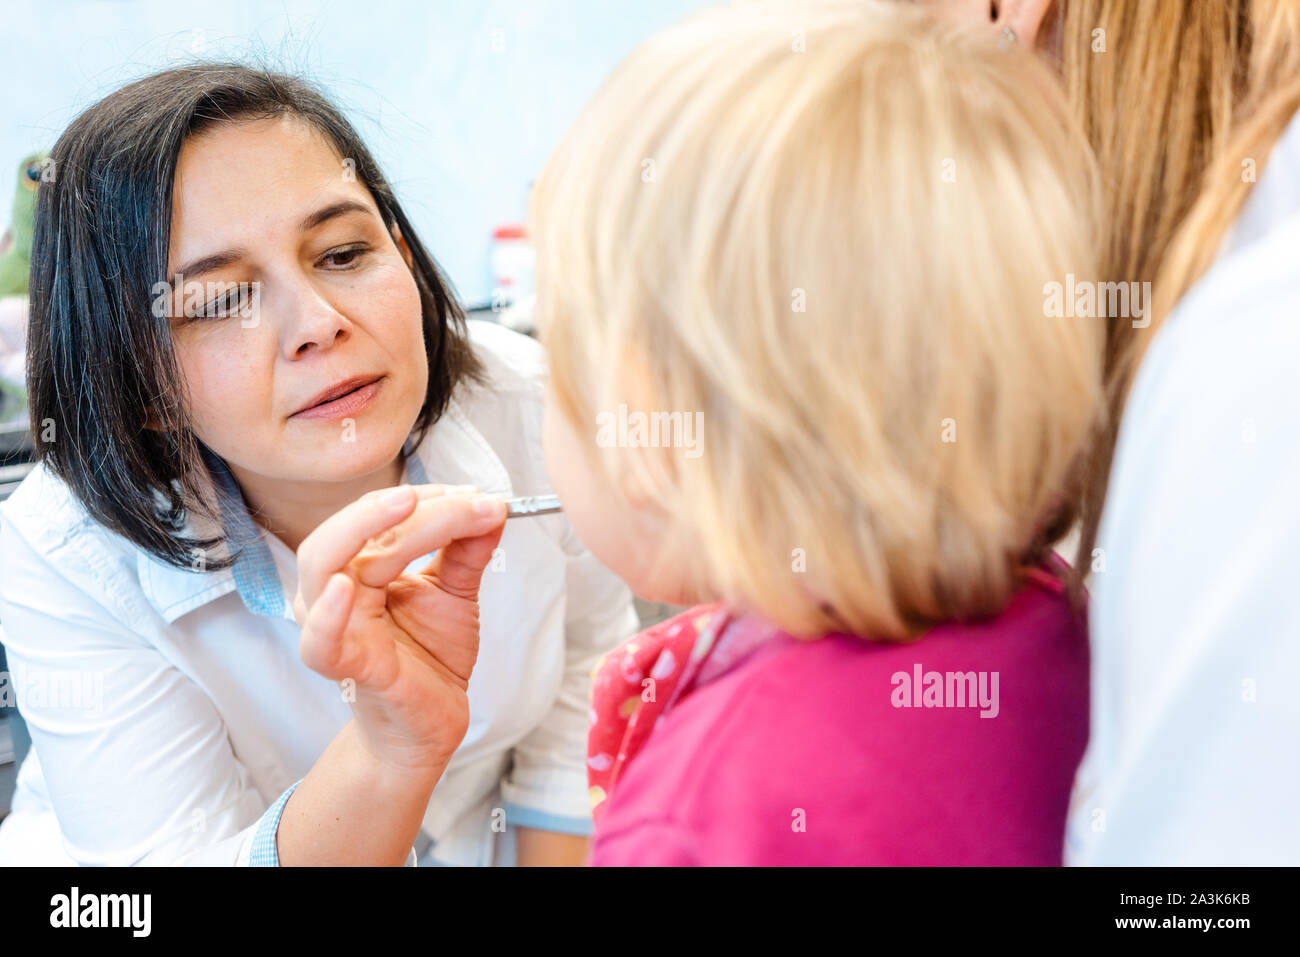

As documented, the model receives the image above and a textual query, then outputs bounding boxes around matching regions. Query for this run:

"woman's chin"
[263,432,409,484]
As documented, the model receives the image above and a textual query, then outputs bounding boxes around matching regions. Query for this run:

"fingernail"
[323,573,349,609]
[382,486,414,510]
[472,494,503,516]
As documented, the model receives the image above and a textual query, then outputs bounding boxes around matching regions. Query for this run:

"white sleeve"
[0,521,268,866]
[1067,253,1300,865]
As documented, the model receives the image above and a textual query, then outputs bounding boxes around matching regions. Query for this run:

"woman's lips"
[290,376,384,421]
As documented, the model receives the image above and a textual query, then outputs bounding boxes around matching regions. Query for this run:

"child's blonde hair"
[532,0,1105,640]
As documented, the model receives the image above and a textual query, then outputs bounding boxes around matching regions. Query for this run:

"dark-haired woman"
[0,65,636,866]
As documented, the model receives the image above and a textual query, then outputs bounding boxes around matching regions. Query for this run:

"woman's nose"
[275,278,352,357]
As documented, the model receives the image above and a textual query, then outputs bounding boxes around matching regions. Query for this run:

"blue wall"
[0,0,708,304]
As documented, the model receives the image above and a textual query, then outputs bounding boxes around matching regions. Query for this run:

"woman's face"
[162,114,428,487]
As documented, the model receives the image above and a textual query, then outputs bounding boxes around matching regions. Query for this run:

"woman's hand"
[293,483,507,778]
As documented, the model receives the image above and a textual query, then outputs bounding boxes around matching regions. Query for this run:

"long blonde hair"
[1069,0,1300,567]
[533,0,1105,639]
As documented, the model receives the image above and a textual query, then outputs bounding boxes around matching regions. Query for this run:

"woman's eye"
[321,245,369,268]
[189,286,248,319]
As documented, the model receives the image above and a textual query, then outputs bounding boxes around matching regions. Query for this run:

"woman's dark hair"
[27,63,483,571]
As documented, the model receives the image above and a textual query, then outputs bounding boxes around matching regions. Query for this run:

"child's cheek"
[541,393,589,524]
[542,391,643,586]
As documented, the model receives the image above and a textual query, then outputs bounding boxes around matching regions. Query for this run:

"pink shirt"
[587,571,1088,865]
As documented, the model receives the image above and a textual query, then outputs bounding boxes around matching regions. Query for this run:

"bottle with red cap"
[490,224,535,314]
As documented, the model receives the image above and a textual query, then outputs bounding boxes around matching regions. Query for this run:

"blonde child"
[531,0,1104,865]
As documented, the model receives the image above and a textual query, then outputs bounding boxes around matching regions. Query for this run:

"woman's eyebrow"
[170,200,377,280]
[299,199,376,232]
[172,249,245,282]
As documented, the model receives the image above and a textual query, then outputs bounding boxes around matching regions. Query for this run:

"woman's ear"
[391,223,415,270]
[923,0,1056,47]
[993,0,1056,46]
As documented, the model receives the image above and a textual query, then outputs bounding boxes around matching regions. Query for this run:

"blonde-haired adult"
[927,0,1300,864]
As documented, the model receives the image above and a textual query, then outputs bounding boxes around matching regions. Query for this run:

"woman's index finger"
[295,485,419,605]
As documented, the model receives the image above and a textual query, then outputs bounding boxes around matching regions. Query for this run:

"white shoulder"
[1094,189,1300,723]
[1,461,95,554]
[0,461,144,629]
[1115,207,1300,453]
[464,318,548,401]
[453,319,550,470]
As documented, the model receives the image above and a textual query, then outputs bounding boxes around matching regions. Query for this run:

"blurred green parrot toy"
[0,152,47,297]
